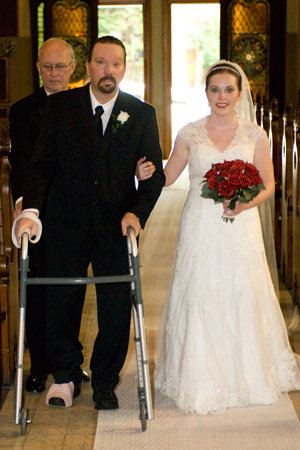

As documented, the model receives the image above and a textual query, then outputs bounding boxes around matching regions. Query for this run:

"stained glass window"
[52,0,90,87]
[37,2,45,52]
[229,0,269,102]
[37,2,45,87]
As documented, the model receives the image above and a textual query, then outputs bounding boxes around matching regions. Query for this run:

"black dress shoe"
[25,374,47,393]
[80,369,90,383]
[93,391,119,410]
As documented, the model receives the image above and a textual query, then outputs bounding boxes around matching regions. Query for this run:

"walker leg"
[14,233,31,435]
[139,400,147,432]
[132,301,153,431]
[20,407,31,435]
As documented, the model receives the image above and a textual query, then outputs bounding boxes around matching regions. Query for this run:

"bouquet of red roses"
[201,159,266,223]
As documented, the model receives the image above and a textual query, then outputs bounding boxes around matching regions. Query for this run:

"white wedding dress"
[155,117,300,415]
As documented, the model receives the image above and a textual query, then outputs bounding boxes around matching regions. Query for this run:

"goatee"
[97,75,117,94]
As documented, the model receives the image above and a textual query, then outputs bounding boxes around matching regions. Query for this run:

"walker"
[14,226,153,434]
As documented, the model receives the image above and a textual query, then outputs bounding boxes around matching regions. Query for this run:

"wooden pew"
[270,99,282,265]
[0,118,19,401]
[292,119,300,307]
[258,99,282,265]
[280,105,294,289]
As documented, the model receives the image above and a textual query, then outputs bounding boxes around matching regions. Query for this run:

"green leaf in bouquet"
[228,197,238,210]
[222,216,235,224]
[201,182,213,198]
[240,190,253,202]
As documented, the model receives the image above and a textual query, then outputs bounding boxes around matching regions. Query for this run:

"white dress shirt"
[89,85,118,134]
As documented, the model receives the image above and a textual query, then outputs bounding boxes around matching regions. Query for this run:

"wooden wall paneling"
[292,124,300,307]
[0,58,9,102]
[0,0,18,36]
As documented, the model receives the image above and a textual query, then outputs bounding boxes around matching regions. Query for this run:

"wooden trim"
[163,1,172,157]
[143,1,151,103]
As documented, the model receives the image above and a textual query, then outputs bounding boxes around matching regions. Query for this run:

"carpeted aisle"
[94,349,300,449]
[93,172,300,450]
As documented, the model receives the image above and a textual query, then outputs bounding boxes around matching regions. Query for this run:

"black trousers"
[26,238,48,376]
[45,220,131,392]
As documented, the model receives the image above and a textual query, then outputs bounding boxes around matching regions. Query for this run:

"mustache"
[99,75,116,84]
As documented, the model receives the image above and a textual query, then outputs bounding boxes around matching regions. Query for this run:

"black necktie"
[94,105,104,138]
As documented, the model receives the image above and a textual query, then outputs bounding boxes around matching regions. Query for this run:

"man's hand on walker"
[13,200,23,220]
[16,217,38,244]
[121,212,141,237]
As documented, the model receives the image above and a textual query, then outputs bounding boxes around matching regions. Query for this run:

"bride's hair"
[202,60,255,123]
[205,63,242,91]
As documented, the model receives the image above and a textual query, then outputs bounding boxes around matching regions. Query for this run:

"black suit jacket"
[23,85,165,244]
[9,87,48,204]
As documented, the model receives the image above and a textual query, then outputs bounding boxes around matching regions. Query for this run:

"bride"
[140,60,300,414]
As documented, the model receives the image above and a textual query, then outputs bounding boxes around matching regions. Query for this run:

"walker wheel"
[20,408,30,435]
[139,402,147,432]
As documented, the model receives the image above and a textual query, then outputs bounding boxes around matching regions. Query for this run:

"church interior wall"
[285,0,300,107]
[1,1,300,120]
[150,0,165,147]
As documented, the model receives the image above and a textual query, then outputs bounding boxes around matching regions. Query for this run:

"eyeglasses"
[40,62,73,73]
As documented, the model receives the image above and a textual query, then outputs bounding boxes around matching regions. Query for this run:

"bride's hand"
[223,199,247,217]
[136,157,156,181]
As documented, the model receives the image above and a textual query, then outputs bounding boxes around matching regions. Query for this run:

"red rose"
[252,174,263,184]
[217,180,231,197]
[221,166,230,177]
[239,173,252,188]
[214,163,223,170]
[228,173,240,186]
[204,168,217,179]
[231,160,246,173]
[245,164,263,184]
[207,175,218,189]
[222,160,233,169]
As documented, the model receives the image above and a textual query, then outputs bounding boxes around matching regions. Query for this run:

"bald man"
[9,38,89,393]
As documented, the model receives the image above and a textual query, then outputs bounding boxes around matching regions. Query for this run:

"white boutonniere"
[111,110,130,134]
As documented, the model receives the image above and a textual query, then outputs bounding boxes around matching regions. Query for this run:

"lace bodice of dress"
[178,117,266,191]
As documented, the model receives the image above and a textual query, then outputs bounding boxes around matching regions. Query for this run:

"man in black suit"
[15,36,165,409]
[9,38,89,393]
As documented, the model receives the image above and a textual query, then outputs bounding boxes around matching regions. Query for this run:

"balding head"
[37,38,76,94]
[38,38,74,63]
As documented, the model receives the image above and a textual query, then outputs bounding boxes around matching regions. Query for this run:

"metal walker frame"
[14,226,153,434]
